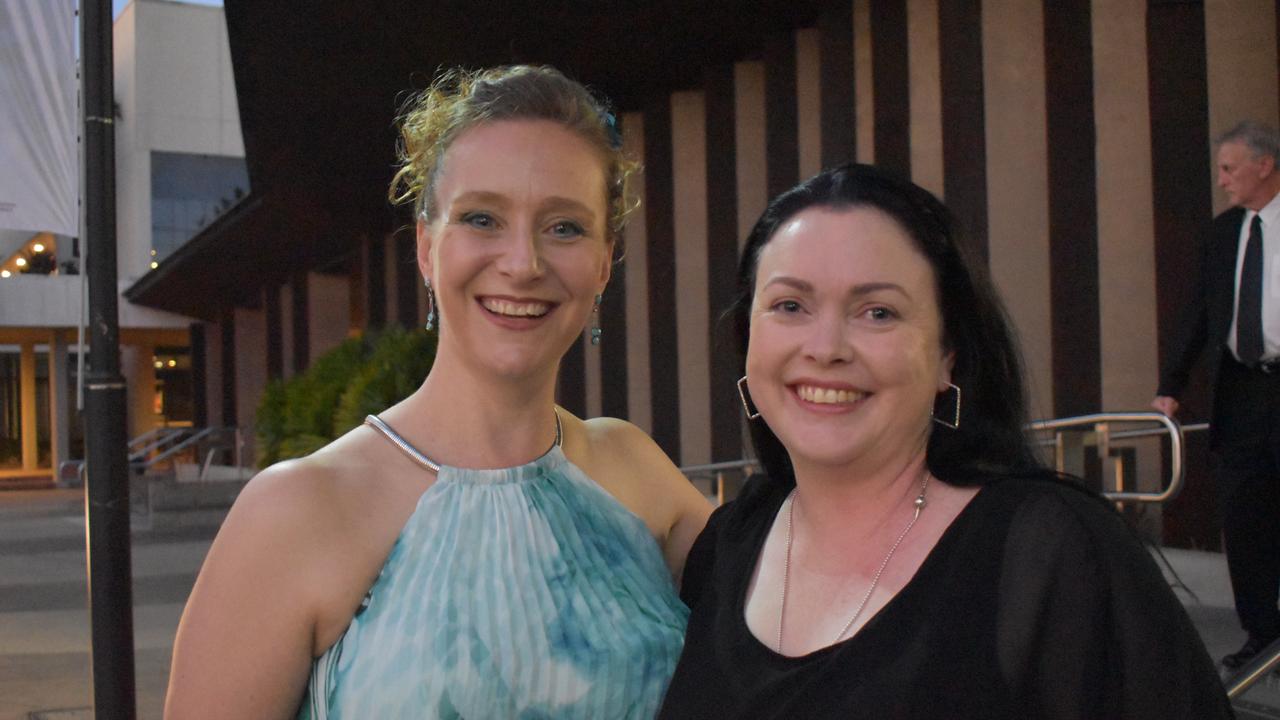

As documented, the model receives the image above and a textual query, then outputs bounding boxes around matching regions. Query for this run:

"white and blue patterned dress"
[297,422,689,719]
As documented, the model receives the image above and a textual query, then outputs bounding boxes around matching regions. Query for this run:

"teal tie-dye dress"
[297,444,689,719]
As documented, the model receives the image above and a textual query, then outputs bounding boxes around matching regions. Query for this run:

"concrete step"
[1235,700,1280,720]
[124,468,248,532]
[145,476,246,512]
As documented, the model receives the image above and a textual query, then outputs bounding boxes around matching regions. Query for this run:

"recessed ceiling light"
[0,270,9,278]
[15,257,26,267]
[32,243,45,253]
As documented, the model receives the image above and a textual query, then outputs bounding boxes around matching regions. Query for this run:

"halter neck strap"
[363,410,563,473]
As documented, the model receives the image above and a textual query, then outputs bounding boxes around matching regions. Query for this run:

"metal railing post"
[1028,412,1185,504]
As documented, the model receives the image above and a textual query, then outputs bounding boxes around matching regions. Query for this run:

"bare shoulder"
[167,428,421,719]
[229,454,348,536]
[233,429,424,610]
[223,432,385,554]
[185,432,393,643]
[581,416,680,473]
[566,413,712,583]
[574,415,699,499]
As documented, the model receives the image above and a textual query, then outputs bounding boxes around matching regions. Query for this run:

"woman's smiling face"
[744,205,953,475]
[418,119,613,382]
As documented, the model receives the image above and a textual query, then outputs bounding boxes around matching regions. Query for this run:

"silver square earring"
[932,382,961,429]
[736,376,761,420]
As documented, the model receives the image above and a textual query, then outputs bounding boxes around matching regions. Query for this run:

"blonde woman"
[166,66,710,719]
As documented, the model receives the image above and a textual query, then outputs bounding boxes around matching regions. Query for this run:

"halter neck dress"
[297,417,689,719]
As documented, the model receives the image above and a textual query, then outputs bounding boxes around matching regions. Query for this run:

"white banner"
[0,0,77,236]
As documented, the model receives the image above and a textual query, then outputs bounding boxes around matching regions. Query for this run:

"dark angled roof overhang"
[125,0,827,317]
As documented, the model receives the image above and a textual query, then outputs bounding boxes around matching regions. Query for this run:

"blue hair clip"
[603,111,622,149]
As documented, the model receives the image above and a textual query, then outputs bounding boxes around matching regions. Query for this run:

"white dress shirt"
[1229,191,1280,362]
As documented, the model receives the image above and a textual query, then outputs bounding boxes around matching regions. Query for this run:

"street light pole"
[81,0,138,717]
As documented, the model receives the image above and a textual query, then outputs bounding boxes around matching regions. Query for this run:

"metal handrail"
[128,428,192,463]
[680,458,759,479]
[1026,412,1184,503]
[680,459,760,504]
[1226,636,1280,699]
[140,426,223,470]
[1108,420,1207,441]
[126,426,167,454]
[681,412,1188,505]
[199,447,224,482]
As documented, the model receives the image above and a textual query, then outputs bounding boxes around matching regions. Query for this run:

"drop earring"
[589,294,602,346]
[424,278,437,331]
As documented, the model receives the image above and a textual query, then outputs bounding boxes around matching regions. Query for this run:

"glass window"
[150,152,250,262]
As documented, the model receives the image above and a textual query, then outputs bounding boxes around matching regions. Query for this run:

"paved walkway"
[0,488,1276,718]
[0,490,218,720]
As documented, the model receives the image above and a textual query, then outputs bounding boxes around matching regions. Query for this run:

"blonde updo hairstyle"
[390,65,639,245]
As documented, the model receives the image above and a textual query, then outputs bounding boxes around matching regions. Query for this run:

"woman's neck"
[788,452,932,545]
[385,353,561,469]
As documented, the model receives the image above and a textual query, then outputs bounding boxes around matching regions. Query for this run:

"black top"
[658,475,1233,719]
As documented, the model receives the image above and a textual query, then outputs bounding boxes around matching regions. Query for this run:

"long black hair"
[731,163,1043,487]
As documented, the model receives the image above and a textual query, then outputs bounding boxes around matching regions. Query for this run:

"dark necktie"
[1237,214,1265,364]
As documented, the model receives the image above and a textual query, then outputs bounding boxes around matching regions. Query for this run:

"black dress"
[658,474,1234,719]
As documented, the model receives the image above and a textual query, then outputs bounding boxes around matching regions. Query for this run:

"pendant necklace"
[776,474,930,654]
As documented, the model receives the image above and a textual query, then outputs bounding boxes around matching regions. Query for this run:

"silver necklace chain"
[777,474,930,654]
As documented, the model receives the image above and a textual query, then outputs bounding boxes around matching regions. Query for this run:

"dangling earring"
[589,294,603,346]
[736,376,761,420]
[424,278,437,331]
[932,382,961,429]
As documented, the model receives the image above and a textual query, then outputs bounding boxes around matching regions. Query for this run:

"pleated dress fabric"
[297,445,689,719]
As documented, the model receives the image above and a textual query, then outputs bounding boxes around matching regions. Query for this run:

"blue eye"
[548,220,585,239]
[460,212,496,229]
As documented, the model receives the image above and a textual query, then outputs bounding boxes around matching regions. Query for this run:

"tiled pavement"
[0,489,1277,719]
[0,491,218,720]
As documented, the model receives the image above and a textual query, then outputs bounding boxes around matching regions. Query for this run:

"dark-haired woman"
[166,65,710,719]
[657,163,1231,719]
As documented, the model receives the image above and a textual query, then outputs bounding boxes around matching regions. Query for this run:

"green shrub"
[255,379,288,467]
[254,328,437,468]
[276,433,333,461]
[333,327,437,436]
[282,336,366,443]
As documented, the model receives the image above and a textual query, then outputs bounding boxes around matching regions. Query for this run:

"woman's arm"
[663,482,714,587]
[997,486,1232,720]
[582,418,713,583]
[165,462,341,719]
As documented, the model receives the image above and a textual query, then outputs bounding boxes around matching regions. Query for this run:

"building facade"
[125,0,1278,547]
[0,0,244,483]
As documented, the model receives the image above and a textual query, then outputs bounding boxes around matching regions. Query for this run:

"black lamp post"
[82,0,138,717]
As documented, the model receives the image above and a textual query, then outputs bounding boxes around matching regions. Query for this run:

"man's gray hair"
[1218,121,1280,161]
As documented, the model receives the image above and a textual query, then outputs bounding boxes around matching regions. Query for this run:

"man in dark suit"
[1154,120,1280,670]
